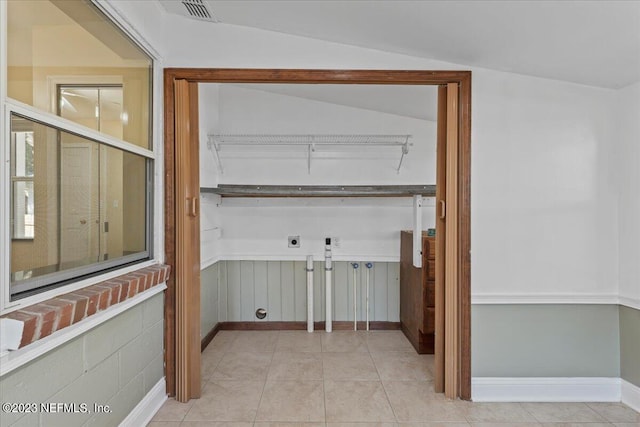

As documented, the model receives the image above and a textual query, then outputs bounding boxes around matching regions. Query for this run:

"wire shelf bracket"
[207,134,413,175]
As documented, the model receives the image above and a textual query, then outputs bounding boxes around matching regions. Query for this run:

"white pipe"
[352,263,359,330]
[365,262,373,331]
[413,194,423,268]
[325,238,332,333]
[306,255,314,333]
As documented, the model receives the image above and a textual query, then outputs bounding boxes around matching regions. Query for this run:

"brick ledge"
[1,264,170,349]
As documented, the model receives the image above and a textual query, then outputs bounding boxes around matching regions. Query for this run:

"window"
[10,125,35,240]
[4,0,155,301]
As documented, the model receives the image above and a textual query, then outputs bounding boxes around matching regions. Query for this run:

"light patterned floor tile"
[371,352,432,381]
[255,423,326,427]
[268,352,323,380]
[328,423,398,427]
[206,331,239,352]
[460,402,538,423]
[321,332,368,352]
[520,403,607,423]
[226,331,280,353]
[211,352,273,380]
[184,380,264,422]
[324,380,396,422]
[276,331,323,352]
[146,422,181,427]
[365,331,415,352]
[180,423,253,427]
[586,402,640,423]
[151,398,194,422]
[201,351,225,380]
[323,352,379,380]
[255,381,325,422]
[399,423,471,427]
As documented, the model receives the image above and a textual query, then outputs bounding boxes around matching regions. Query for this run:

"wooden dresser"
[399,230,436,354]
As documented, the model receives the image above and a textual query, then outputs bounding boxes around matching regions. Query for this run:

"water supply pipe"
[325,238,332,333]
[351,263,359,330]
[306,255,314,333]
[365,262,373,331]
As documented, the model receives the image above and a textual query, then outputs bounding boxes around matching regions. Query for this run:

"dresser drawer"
[424,237,436,260]
[424,307,435,333]
[426,260,436,281]
[424,281,435,306]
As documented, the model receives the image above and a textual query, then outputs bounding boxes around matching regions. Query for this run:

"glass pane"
[58,86,125,141]
[10,114,150,297]
[12,181,35,239]
[7,0,152,149]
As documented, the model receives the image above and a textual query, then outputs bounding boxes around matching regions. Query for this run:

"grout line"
[252,332,278,424]
[373,343,400,423]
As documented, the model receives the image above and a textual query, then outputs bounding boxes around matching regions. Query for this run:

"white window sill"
[0,283,166,377]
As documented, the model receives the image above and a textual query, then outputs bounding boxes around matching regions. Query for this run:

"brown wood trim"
[164,68,472,400]
[165,68,471,85]
[458,73,472,400]
[434,84,447,393]
[201,322,222,352]
[219,321,401,331]
[163,70,176,397]
[444,82,459,399]
[174,80,201,401]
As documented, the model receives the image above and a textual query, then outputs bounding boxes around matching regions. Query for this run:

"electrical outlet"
[333,237,341,248]
[288,236,300,248]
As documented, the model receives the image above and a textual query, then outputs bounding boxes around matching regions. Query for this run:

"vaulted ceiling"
[200,0,640,89]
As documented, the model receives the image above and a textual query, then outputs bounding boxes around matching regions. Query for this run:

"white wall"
[210,85,436,185]
[109,3,625,300]
[200,85,436,262]
[160,18,619,299]
[615,82,640,305]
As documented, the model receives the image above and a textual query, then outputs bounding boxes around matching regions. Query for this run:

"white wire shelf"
[206,133,413,174]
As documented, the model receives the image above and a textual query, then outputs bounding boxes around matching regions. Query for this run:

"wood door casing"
[444,82,459,399]
[173,79,201,401]
[434,85,447,393]
[164,68,472,400]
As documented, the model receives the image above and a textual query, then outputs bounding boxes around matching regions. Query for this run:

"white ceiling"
[198,0,640,89]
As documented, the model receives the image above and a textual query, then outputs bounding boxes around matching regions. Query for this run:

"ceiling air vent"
[159,0,219,23]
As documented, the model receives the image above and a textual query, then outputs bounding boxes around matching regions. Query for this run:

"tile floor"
[149,330,640,427]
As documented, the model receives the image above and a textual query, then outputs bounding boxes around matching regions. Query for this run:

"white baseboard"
[472,377,621,402]
[119,377,167,427]
[621,379,640,413]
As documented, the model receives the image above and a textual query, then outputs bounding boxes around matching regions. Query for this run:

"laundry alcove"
[164,69,471,402]
[197,83,438,335]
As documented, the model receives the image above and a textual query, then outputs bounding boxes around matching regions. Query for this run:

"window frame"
[10,127,35,240]
[0,0,163,314]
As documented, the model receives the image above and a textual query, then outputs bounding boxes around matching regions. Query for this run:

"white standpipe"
[352,263,359,330]
[413,195,423,268]
[306,255,314,333]
[325,238,333,333]
[365,262,373,331]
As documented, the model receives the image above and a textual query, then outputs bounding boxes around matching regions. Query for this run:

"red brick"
[124,277,139,298]
[4,311,38,347]
[71,289,101,316]
[108,278,130,302]
[151,267,161,285]
[101,282,122,307]
[57,294,88,323]
[131,272,148,291]
[42,299,74,331]
[21,304,57,339]
[86,285,111,311]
